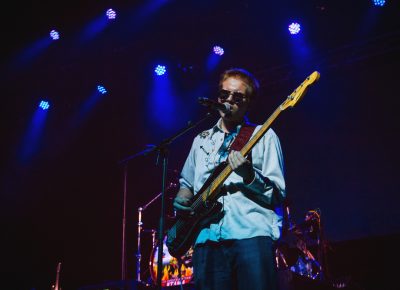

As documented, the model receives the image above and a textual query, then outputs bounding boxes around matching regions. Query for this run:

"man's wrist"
[243,170,256,185]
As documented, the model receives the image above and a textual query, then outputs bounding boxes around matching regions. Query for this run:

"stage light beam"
[18,100,50,163]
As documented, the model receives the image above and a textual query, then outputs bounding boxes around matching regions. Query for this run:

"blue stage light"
[106,8,117,19]
[373,0,386,6]
[213,46,224,56]
[154,65,166,76]
[288,22,301,35]
[50,30,60,40]
[97,85,107,94]
[39,100,50,110]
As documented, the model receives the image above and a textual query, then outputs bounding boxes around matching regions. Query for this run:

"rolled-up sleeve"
[240,129,286,205]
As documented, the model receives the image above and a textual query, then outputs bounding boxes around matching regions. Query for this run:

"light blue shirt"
[179,119,286,245]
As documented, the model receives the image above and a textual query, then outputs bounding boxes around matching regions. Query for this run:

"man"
[173,68,286,290]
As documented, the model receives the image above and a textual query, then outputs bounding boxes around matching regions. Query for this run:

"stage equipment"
[51,262,61,290]
[106,8,116,19]
[39,100,50,110]
[276,208,326,282]
[120,111,214,290]
[50,30,59,40]
[373,0,386,7]
[288,22,301,35]
[213,46,224,56]
[198,97,232,113]
[149,236,194,287]
[136,180,177,284]
[154,65,166,76]
[97,85,107,94]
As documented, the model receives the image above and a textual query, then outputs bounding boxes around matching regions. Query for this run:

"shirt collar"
[212,118,249,135]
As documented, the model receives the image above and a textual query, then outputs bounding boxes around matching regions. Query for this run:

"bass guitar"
[166,71,320,257]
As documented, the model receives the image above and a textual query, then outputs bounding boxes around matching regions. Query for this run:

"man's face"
[218,77,250,122]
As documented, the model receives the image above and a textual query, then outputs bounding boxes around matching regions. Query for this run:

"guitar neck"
[201,105,283,202]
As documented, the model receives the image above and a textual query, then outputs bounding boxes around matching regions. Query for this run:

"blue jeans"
[193,236,277,290]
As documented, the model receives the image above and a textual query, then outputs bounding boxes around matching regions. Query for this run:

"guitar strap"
[229,122,257,153]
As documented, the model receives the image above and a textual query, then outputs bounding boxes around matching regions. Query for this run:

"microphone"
[198,97,232,113]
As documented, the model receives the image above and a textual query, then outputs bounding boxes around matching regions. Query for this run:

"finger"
[234,152,251,169]
[175,197,189,205]
[173,201,192,211]
[230,151,242,168]
[173,197,191,207]
[232,151,246,163]
[228,152,238,169]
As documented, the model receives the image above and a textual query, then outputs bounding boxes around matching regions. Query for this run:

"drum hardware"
[121,112,212,290]
[135,179,194,287]
[136,182,177,284]
[51,262,61,290]
[149,236,194,287]
[275,247,289,269]
[277,207,325,281]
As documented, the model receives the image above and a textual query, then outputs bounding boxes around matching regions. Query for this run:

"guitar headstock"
[280,71,320,111]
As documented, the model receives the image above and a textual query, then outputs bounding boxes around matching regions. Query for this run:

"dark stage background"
[0,1,399,289]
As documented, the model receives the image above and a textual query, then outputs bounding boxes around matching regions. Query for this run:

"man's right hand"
[173,188,194,214]
[173,196,193,212]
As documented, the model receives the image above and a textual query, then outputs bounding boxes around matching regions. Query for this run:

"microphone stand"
[119,112,213,290]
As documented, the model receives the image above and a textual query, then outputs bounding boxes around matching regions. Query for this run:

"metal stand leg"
[136,207,143,282]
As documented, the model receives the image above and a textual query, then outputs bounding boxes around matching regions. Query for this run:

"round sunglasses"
[218,89,248,104]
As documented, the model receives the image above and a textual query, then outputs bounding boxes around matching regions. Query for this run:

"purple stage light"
[288,22,301,35]
[50,30,60,40]
[97,85,107,94]
[213,46,224,56]
[154,65,166,76]
[373,0,385,6]
[106,8,117,19]
[39,100,50,110]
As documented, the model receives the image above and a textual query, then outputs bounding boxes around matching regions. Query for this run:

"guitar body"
[166,163,226,257]
[166,71,320,258]
[166,200,222,257]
